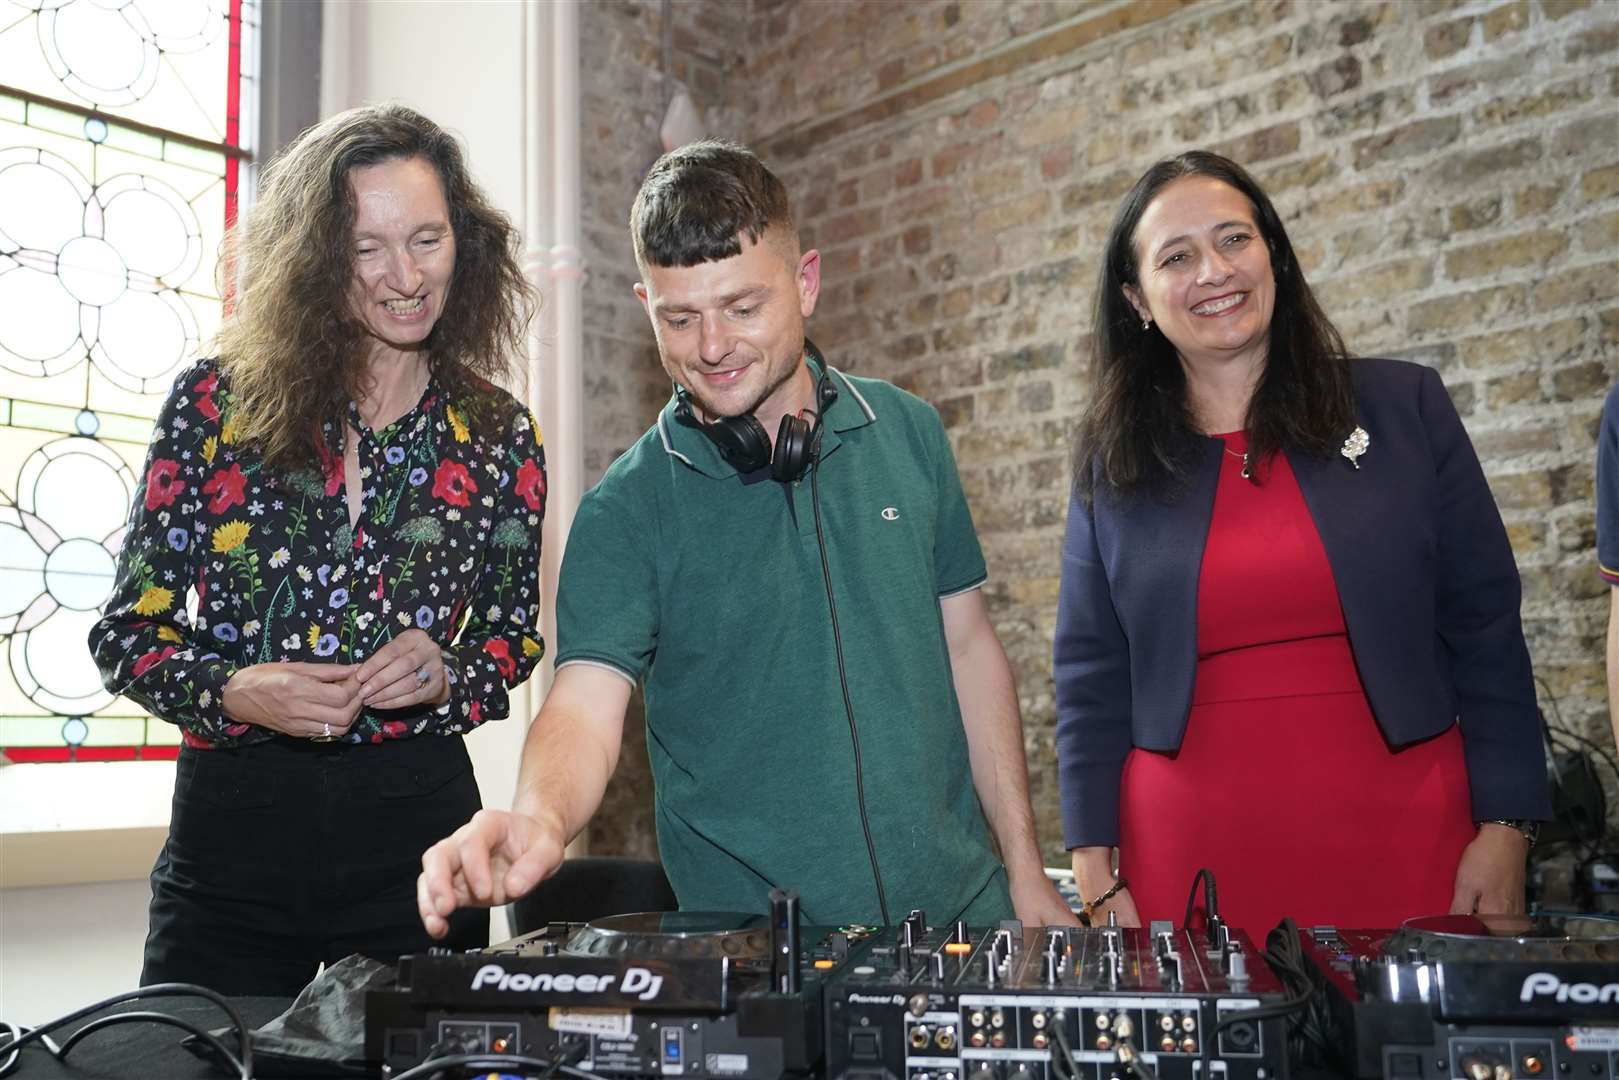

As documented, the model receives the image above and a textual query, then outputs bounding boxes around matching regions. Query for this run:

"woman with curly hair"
[91,103,545,993]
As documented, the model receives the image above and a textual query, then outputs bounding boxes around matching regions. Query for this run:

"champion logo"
[881,507,900,521]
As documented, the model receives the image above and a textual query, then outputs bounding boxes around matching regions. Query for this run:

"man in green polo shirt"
[419,141,1074,932]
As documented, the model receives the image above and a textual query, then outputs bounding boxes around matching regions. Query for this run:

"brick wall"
[577,0,734,855]
[580,1,730,483]
[582,0,1619,870]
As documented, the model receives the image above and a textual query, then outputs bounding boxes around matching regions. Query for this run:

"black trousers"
[142,734,489,995]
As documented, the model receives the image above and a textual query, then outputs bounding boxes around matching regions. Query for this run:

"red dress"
[1116,432,1477,935]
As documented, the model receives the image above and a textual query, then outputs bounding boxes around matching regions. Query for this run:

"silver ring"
[415,665,430,689]
[310,721,336,743]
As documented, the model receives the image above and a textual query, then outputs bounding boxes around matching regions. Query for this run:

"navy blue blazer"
[1053,358,1553,849]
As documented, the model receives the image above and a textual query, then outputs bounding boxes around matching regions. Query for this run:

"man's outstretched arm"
[943,588,1080,928]
[417,663,632,938]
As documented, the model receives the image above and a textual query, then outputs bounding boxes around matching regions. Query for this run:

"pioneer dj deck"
[1299,914,1619,1079]
[367,893,846,1080]
[366,900,1619,1080]
[366,905,1290,1080]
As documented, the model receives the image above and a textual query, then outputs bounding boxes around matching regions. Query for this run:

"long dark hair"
[217,103,536,472]
[1074,150,1354,501]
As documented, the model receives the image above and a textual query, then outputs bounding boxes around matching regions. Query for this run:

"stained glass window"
[0,0,256,762]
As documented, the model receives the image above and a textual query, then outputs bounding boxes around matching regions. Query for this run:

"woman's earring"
[1142,318,1151,331]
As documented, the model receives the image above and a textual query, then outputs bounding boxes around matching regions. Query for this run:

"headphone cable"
[809,429,891,927]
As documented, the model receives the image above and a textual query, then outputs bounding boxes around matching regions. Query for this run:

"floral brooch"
[1341,426,1370,469]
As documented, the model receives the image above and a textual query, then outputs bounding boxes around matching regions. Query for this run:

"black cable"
[385,1051,611,1080]
[1537,673,1619,787]
[1532,675,1618,881]
[1540,710,1568,790]
[1114,1037,1159,1080]
[810,441,890,926]
[55,1010,243,1075]
[1198,917,1343,1070]
[1180,867,1218,930]
[0,983,250,1080]
[1541,723,1612,866]
[536,1037,588,1080]
[1257,917,1342,1066]
[1547,725,1619,791]
[0,1022,56,1077]
[1047,1018,1080,1080]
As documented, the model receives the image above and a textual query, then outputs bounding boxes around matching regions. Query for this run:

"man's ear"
[634,281,661,335]
[797,249,821,319]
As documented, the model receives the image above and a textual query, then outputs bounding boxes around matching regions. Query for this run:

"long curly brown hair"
[216,103,536,472]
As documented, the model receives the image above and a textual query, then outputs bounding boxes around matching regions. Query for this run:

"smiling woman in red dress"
[1054,151,1550,935]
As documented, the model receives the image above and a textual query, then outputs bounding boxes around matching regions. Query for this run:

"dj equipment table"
[9,911,1616,1079]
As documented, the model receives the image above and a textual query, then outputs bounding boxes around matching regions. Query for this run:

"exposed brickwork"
[577,0,738,856]
[581,0,1619,875]
[734,0,1619,865]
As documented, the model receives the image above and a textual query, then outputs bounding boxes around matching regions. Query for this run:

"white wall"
[0,762,174,1025]
[0,881,151,1024]
[323,0,537,942]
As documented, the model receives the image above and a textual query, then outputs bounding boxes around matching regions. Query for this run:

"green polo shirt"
[555,366,1013,926]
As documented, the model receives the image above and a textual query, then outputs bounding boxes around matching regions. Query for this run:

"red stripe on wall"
[73,747,140,762]
[4,748,72,763]
[223,0,243,314]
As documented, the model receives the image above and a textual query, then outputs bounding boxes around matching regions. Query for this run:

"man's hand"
[1449,824,1529,915]
[1008,867,1082,928]
[222,662,362,738]
[358,628,450,709]
[416,665,632,938]
[941,590,1077,927]
[417,809,567,940]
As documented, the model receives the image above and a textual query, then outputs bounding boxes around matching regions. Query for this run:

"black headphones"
[673,343,839,482]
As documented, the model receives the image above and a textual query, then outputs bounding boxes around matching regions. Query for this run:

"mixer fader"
[825,912,1290,1080]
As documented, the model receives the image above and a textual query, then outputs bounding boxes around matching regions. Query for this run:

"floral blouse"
[91,360,546,749]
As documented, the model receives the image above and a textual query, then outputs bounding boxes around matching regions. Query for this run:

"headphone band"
[673,343,839,481]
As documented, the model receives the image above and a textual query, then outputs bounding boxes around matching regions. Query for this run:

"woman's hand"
[222,662,363,738]
[357,628,450,711]
[1072,846,1140,927]
[1449,824,1530,915]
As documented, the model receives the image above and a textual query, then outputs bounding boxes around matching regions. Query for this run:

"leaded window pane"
[0,0,255,761]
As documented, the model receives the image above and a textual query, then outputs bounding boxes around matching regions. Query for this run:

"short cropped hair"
[630,140,796,269]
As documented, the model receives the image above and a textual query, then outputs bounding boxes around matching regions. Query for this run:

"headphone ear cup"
[702,414,774,473]
[772,413,813,482]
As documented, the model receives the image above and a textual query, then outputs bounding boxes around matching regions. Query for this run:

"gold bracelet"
[1080,876,1128,925]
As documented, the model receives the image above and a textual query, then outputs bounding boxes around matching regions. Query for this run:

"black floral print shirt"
[91,360,546,749]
